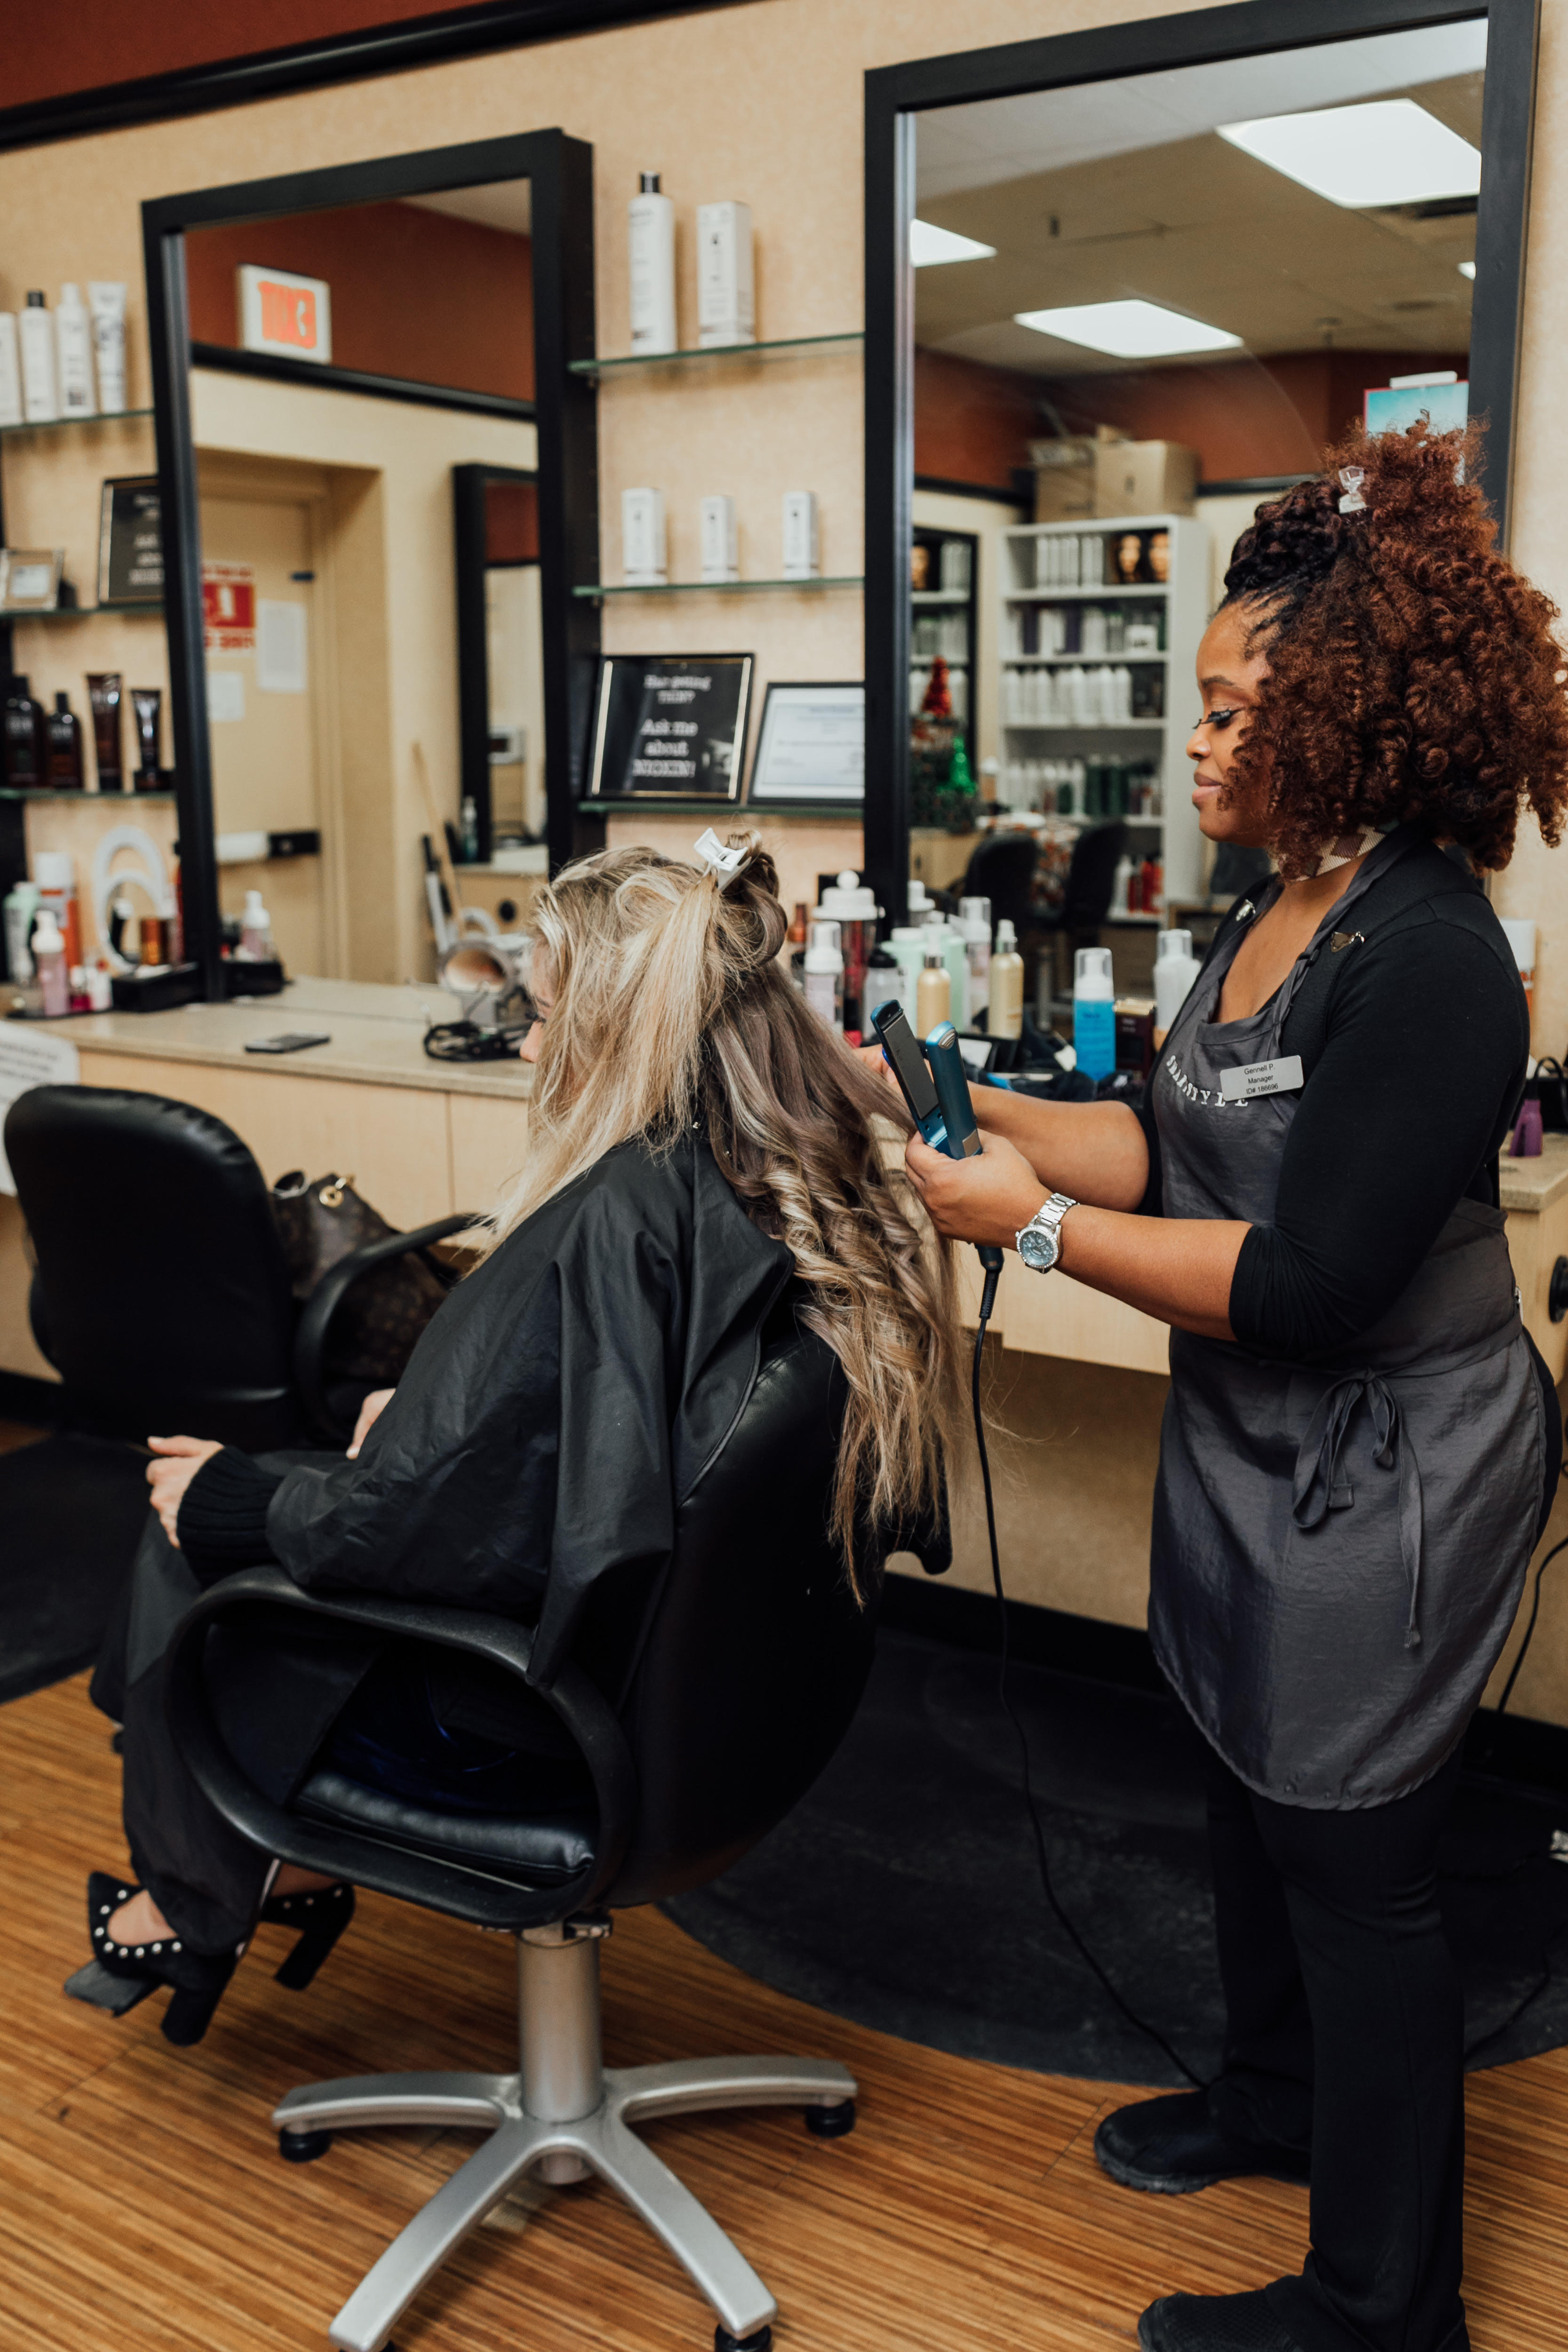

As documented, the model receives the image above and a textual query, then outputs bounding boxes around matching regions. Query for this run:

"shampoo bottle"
[31,908,68,1017]
[697,199,755,347]
[18,292,57,423]
[238,889,274,961]
[0,317,21,429]
[33,849,81,968]
[88,283,128,413]
[47,691,84,787]
[958,893,991,1017]
[55,284,95,418]
[916,948,951,1034]
[1154,927,1201,1041]
[629,172,677,356]
[3,676,45,786]
[2,880,38,982]
[887,924,927,1021]
[988,917,1024,1039]
[1074,945,1116,1081]
[804,919,844,1033]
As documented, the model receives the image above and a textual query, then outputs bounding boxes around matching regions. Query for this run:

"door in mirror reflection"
[910,20,1484,1021]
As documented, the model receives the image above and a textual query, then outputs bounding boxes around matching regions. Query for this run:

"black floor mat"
[0,1434,149,1706]
[666,1629,1568,2085]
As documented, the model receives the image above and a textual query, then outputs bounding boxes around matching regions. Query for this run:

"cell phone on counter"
[870,999,950,1151]
[243,1032,332,1055]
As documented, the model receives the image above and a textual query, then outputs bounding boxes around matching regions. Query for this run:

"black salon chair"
[166,1312,872,2352]
[1032,818,1129,1008]
[947,832,1038,944]
[4,1084,474,1449]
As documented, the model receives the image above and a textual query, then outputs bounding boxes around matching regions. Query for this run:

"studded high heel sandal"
[259,1880,355,1989]
[85,1871,240,2047]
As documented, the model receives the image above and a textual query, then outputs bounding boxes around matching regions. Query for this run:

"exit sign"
[238,264,333,364]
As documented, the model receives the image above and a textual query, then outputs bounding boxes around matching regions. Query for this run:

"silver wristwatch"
[1016,1192,1078,1274]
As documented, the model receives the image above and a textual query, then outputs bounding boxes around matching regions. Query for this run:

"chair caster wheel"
[805,2098,855,2139]
[715,2328,771,2352]
[279,2126,333,2163]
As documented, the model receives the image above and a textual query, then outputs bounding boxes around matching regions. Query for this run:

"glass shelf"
[574,574,862,600]
[579,796,863,819]
[0,787,174,801]
[0,407,154,437]
[1002,717,1165,731]
[911,590,970,606]
[1006,650,1166,664]
[0,600,164,620]
[1007,582,1168,602]
[570,331,862,380]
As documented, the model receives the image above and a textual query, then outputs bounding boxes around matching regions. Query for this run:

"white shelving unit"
[997,512,1209,902]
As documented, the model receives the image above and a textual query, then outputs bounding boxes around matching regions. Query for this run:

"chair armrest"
[294,1212,483,1443]
[162,1566,638,1931]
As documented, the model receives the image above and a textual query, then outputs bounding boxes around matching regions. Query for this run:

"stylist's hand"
[347,1386,395,1459]
[905,1128,1046,1251]
[854,1042,905,1102]
[146,1435,223,1548]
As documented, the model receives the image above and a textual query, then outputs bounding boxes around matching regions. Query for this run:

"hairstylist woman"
[897,426,1568,2352]
[85,837,963,2044]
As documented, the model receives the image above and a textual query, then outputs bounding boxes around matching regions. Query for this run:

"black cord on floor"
[970,1301,1209,2090]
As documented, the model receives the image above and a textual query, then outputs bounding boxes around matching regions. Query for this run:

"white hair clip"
[1338,467,1367,515]
[693,827,745,877]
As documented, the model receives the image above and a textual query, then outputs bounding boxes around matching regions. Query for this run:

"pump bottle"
[988,917,1024,1039]
[32,908,68,1016]
[1074,945,1116,1081]
[1154,927,1201,1042]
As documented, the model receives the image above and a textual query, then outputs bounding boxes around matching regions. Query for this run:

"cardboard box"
[1030,436,1097,523]
[1093,439,1198,518]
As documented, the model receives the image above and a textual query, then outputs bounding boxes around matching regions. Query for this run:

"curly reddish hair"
[1220,420,1568,878]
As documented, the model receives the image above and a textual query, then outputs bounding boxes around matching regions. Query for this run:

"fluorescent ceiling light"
[1458,260,1477,279]
[1218,100,1481,209]
[910,219,996,267]
[1013,299,1242,359]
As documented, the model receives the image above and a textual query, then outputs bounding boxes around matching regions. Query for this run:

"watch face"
[1019,1223,1058,1272]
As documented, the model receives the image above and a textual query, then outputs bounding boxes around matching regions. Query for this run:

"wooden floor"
[3,1672,1568,2352]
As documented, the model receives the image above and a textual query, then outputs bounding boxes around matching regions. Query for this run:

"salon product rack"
[569,331,862,380]
[997,511,1209,905]
[910,522,978,738]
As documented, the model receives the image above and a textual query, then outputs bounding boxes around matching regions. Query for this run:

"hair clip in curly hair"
[1337,467,1367,516]
[692,827,745,878]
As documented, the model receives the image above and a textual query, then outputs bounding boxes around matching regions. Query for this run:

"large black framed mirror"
[143,129,597,997]
[864,0,1539,935]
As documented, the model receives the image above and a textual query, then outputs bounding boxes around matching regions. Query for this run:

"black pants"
[1204,1741,1468,2352]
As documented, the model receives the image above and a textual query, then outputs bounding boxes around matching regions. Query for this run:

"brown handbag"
[271,1169,454,1386]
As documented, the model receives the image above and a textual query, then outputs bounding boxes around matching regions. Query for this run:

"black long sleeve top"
[1139,867,1529,1363]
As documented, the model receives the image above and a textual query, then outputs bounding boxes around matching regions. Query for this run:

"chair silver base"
[273,1917,857,2352]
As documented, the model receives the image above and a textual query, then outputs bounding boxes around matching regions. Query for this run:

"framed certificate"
[98,477,164,605]
[586,653,753,800]
[748,681,864,804]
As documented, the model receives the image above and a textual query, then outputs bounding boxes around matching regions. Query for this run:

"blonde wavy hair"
[491,835,964,1586]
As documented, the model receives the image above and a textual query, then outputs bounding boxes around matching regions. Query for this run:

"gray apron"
[1149,842,1544,1809]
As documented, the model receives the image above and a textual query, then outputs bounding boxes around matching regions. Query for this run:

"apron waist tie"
[1291,1373,1426,1648]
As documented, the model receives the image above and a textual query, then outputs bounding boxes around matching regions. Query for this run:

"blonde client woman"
[83,835,964,2044]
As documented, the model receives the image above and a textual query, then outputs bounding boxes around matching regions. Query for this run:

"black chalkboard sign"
[97,477,164,606]
[586,652,753,800]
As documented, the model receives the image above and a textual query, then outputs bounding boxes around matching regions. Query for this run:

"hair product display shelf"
[0,601,163,620]
[0,407,154,437]
[574,576,862,600]
[998,513,1210,905]
[570,332,862,381]
[0,787,174,802]
[579,797,863,819]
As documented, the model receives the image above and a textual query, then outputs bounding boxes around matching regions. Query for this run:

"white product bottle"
[56,284,95,418]
[989,918,1024,1040]
[0,318,21,429]
[887,925,927,1021]
[782,490,819,580]
[804,919,844,1033]
[1111,854,1135,916]
[622,486,668,585]
[2,880,38,981]
[239,889,274,961]
[629,172,677,357]
[32,908,68,1016]
[958,894,991,1017]
[89,282,128,412]
[1154,927,1201,1041]
[697,200,755,347]
[18,292,57,423]
[1074,945,1116,1081]
[699,493,738,584]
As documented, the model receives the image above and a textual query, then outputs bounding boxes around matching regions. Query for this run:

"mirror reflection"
[910,19,1484,1030]
[182,178,542,982]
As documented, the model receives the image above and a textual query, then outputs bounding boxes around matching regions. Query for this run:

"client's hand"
[347,1386,395,1459]
[905,1128,1046,1251]
[146,1435,223,1548]
[854,1041,904,1100]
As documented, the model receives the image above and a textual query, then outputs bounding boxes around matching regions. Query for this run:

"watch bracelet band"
[1017,1191,1077,1267]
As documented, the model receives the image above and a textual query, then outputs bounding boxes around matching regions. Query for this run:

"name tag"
[1219,1054,1304,1103]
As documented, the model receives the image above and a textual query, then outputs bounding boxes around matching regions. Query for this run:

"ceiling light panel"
[1012,298,1243,358]
[910,219,997,267]
[1218,100,1481,209]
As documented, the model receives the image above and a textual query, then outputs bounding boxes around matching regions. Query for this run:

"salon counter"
[0,977,534,1386]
